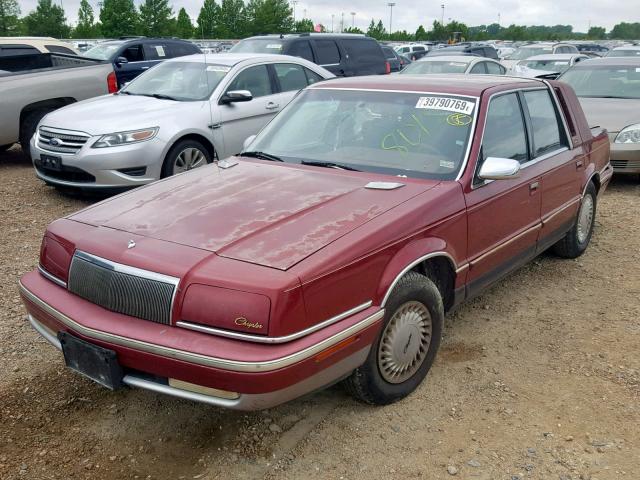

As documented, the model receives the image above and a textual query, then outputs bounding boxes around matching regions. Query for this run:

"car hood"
[577,96,640,133]
[40,94,201,136]
[69,160,437,270]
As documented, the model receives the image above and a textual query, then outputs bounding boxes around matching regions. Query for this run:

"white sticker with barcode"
[155,45,166,57]
[207,65,230,72]
[415,96,475,115]
[266,44,283,49]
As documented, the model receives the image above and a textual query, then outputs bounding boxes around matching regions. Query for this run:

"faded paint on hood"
[69,160,437,270]
[577,96,640,133]
[40,94,208,136]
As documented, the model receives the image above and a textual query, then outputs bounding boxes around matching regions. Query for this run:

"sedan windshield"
[247,89,477,180]
[509,47,553,60]
[607,49,640,58]
[522,59,570,72]
[121,61,229,101]
[83,43,121,60]
[560,65,640,99]
[230,39,284,54]
[401,61,469,74]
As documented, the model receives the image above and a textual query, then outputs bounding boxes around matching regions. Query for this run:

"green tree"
[294,18,314,32]
[610,22,640,39]
[217,0,246,38]
[99,0,138,37]
[73,0,97,38]
[366,19,386,40]
[246,0,293,35]
[414,24,428,41]
[24,0,70,38]
[0,0,20,35]
[138,0,174,37]
[587,26,606,40]
[343,26,363,34]
[197,0,219,37]
[174,7,194,38]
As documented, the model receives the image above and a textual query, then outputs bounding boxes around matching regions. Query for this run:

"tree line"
[0,0,638,41]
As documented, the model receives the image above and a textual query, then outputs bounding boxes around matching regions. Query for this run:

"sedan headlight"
[614,124,640,144]
[92,127,158,148]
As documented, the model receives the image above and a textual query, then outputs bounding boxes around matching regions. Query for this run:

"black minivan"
[231,33,389,77]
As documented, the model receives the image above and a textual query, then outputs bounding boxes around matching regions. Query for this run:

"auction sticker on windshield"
[415,96,475,115]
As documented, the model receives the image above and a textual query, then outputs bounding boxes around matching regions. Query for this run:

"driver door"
[217,64,280,158]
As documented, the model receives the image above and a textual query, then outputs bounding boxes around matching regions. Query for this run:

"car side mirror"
[219,90,253,105]
[478,157,521,180]
[115,56,128,66]
[243,135,257,150]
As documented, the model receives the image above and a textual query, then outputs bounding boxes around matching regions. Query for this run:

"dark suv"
[427,44,499,60]
[231,34,388,76]
[83,37,201,87]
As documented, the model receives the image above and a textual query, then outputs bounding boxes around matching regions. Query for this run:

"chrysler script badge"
[127,239,136,249]
[234,317,263,330]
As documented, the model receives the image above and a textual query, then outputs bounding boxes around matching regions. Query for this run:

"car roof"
[166,53,324,67]
[612,45,640,50]
[244,33,367,40]
[525,54,583,60]
[417,55,475,63]
[308,74,542,97]
[574,56,640,66]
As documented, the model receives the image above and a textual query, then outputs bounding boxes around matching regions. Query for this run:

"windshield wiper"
[150,93,178,101]
[241,151,283,162]
[118,90,134,95]
[301,160,361,171]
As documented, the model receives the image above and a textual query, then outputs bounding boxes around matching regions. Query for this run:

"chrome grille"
[68,251,178,325]
[611,159,640,171]
[38,127,90,154]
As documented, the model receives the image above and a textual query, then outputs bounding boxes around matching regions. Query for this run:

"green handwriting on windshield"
[381,113,431,153]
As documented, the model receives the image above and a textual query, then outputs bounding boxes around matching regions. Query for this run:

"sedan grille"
[67,251,178,325]
[611,159,640,171]
[38,127,90,154]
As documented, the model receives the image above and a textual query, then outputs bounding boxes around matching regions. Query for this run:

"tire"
[552,182,597,259]
[0,144,13,153]
[344,271,444,405]
[161,138,212,178]
[20,109,51,159]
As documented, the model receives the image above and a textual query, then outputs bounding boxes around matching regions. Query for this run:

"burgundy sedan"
[20,75,612,410]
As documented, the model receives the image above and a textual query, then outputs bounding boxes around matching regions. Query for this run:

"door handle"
[265,102,279,110]
[141,66,149,70]
[576,159,584,169]
[529,181,539,192]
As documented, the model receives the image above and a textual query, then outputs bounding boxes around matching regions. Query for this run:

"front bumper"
[30,133,167,188]
[20,270,383,410]
[608,134,640,174]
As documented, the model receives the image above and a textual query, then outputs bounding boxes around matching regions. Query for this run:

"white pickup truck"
[0,52,115,157]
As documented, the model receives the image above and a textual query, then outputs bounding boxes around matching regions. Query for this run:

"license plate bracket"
[58,332,123,390]
[39,154,62,171]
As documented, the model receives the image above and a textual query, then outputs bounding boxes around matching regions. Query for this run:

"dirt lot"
[0,146,638,480]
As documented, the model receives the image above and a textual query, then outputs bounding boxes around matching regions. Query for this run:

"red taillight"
[385,61,391,74]
[107,71,118,94]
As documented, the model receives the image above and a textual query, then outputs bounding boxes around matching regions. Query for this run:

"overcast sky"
[19,0,637,34]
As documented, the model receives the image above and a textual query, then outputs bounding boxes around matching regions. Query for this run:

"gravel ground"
[1,146,639,480]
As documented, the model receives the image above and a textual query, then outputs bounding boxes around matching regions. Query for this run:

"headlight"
[92,127,158,148]
[614,124,640,144]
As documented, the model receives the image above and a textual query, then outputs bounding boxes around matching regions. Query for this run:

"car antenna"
[201,25,219,175]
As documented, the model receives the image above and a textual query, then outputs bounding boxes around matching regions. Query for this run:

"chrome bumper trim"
[38,265,67,288]
[28,314,62,350]
[177,300,373,344]
[20,281,384,373]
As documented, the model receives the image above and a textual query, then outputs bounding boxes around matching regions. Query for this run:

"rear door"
[217,64,280,158]
[270,62,314,109]
[285,40,315,63]
[310,39,343,76]
[115,43,146,86]
[464,91,542,296]
[341,38,386,75]
[142,42,170,70]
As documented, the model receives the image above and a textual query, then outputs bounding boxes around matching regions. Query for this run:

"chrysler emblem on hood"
[127,239,136,249]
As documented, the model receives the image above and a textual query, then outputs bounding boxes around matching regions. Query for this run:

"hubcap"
[377,301,432,384]
[173,148,207,174]
[577,194,594,244]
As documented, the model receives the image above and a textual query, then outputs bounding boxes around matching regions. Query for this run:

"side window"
[481,93,529,165]
[414,46,425,52]
[122,44,144,62]
[486,61,504,75]
[400,46,409,53]
[342,39,382,65]
[143,44,168,60]
[273,63,308,92]
[523,90,566,157]
[469,62,487,74]
[168,42,199,57]
[0,44,40,57]
[287,41,314,62]
[45,45,76,55]
[226,64,273,98]
[314,40,340,65]
[304,67,324,85]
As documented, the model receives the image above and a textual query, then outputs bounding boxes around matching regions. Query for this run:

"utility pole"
[292,0,298,24]
[341,12,344,33]
[498,13,501,26]
[331,14,334,33]
[441,4,445,25]
[387,2,395,36]
[351,12,356,28]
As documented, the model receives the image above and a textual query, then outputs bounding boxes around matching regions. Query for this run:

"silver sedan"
[399,55,506,75]
[30,54,334,190]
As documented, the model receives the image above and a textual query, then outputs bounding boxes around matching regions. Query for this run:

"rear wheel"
[344,271,443,405]
[20,109,51,159]
[552,182,597,258]
[161,139,212,178]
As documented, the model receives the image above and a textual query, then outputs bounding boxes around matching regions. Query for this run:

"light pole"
[341,12,344,33]
[331,14,335,33]
[440,4,445,25]
[387,2,395,36]
[350,12,356,28]
[292,0,298,24]
[497,13,501,27]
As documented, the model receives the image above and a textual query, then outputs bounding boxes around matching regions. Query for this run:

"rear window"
[0,44,40,57]
[381,46,396,59]
[168,42,200,57]
[314,40,341,65]
[401,60,469,74]
[230,39,284,54]
[559,65,640,99]
[143,44,169,60]
[45,45,76,55]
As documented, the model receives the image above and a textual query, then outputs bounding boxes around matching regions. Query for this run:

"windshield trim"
[261,87,480,182]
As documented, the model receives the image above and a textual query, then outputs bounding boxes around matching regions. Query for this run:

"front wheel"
[552,182,597,259]
[161,139,212,178]
[344,271,444,405]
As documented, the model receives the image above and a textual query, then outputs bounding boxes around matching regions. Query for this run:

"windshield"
[559,65,640,99]
[607,49,640,58]
[522,59,570,72]
[247,89,477,180]
[230,39,284,54]
[401,60,469,74]
[83,43,121,60]
[121,61,229,101]
[509,46,553,60]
